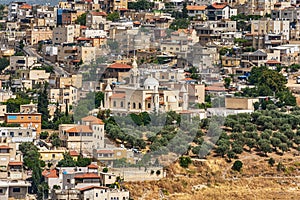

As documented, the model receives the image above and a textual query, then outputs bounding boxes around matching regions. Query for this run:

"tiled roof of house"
[0,145,11,149]
[186,5,207,11]
[82,116,104,125]
[87,163,98,169]
[20,4,32,9]
[66,125,92,133]
[90,11,107,16]
[211,2,228,9]
[79,185,108,191]
[74,173,101,179]
[42,169,58,178]
[266,60,281,64]
[8,161,23,166]
[96,149,114,154]
[69,150,79,156]
[110,93,126,99]
[108,63,132,69]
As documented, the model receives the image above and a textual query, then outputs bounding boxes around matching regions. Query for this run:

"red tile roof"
[20,4,32,9]
[8,161,23,166]
[110,93,126,99]
[90,11,107,16]
[81,116,104,125]
[211,2,228,9]
[69,150,79,156]
[42,169,58,178]
[96,149,114,154]
[186,5,207,11]
[66,125,92,133]
[87,163,98,169]
[75,173,101,179]
[133,21,141,25]
[0,145,11,149]
[79,185,108,191]
[80,25,87,29]
[119,8,128,11]
[266,60,281,64]
[205,86,227,91]
[108,63,132,69]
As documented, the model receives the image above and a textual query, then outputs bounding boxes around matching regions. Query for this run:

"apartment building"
[9,56,38,71]
[52,25,75,44]
[4,113,42,134]
[93,148,135,166]
[251,19,290,40]
[59,116,105,153]
[86,11,107,29]
[206,3,237,21]
[25,28,53,45]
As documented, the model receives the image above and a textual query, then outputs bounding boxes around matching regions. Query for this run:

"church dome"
[144,77,159,90]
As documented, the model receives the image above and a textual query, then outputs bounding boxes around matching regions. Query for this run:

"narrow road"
[23,46,70,77]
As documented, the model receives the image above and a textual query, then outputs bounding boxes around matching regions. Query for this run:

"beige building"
[78,46,96,64]
[49,85,78,106]
[59,116,105,154]
[225,96,259,110]
[86,11,107,29]
[0,90,16,103]
[112,0,128,12]
[93,148,135,166]
[9,56,38,71]
[251,19,290,40]
[25,28,53,45]
[52,25,75,44]
[56,74,83,89]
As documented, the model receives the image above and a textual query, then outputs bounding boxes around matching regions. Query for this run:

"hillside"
[124,151,300,199]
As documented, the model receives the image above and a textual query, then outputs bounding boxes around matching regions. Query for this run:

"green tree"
[38,82,50,128]
[57,152,76,167]
[169,19,189,30]
[75,12,87,25]
[224,77,231,89]
[76,156,91,167]
[40,131,49,140]
[19,142,43,196]
[107,12,120,22]
[179,156,192,168]
[0,57,9,72]
[268,157,275,167]
[49,133,62,148]
[258,139,272,156]
[102,167,108,173]
[232,160,243,172]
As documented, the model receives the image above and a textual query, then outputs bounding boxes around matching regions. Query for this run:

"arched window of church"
[148,103,151,108]
[138,103,142,109]
[133,102,136,109]
[113,101,116,107]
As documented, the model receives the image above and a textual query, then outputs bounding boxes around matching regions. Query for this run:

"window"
[13,188,20,193]
[113,101,116,107]
[18,132,22,136]
[0,189,3,193]
[120,101,124,107]
[96,193,98,197]
[138,103,142,109]
[52,154,55,159]
[67,179,70,184]
[148,103,151,109]
[133,102,136,109]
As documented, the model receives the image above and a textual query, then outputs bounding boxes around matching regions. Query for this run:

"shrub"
[179,156,192,168]
[102,167,108,173]
[232,160,243,172]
